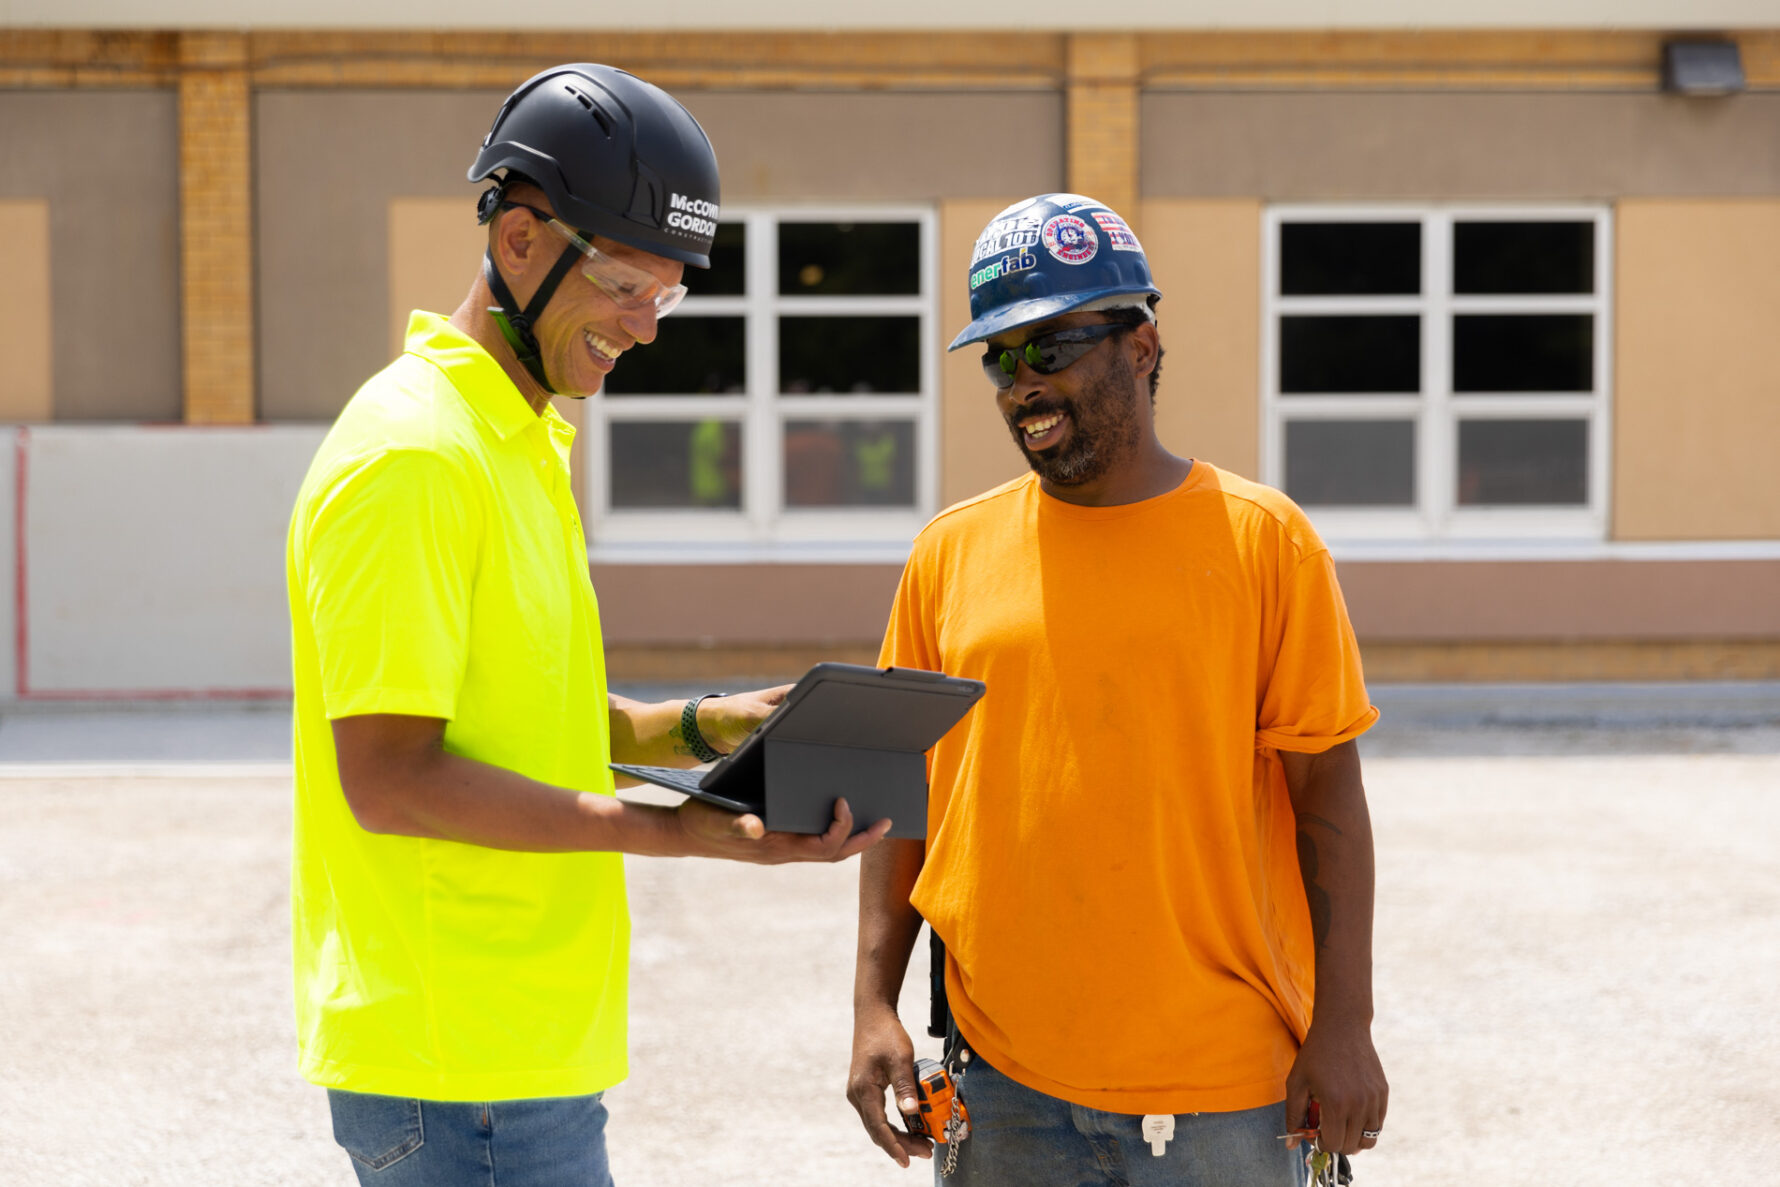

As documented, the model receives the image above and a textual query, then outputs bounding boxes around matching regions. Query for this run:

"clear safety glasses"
[982,322,1130,390]
[506,201,688,319]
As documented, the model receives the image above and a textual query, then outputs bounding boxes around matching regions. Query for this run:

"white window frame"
[1262,203,1612,546]
[583,205,939,563]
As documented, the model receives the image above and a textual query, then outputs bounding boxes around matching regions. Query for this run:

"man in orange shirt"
[846,193,1388,1186]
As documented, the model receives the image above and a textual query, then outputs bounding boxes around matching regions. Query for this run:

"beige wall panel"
[1615,201,1780,541]
[260,90,1063,421]
[0,91,180,421]
[939,198,1034,509]
[387,198,484,357]
[386,197,589,505]
[1139,199,1260,479]
[0,202,53,422]
[1338,559,1780,641]
[1142,93,1780,198]
[591,563,903,646]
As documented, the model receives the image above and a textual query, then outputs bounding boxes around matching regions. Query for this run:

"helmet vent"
[563,84,614,137]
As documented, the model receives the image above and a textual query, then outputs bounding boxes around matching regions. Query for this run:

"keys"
[1304,1139,1355,1187]
[1140,1114,1175,1157]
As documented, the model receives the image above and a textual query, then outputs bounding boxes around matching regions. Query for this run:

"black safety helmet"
[467,63,721,395]
[469,63,721,268]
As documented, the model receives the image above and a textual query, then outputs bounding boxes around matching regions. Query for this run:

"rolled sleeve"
[1255,547,1378,753]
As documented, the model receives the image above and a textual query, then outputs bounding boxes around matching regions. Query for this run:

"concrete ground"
[1,686,1776,1186]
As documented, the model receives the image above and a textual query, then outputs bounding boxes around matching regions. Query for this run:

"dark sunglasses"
[982,322,1131,390]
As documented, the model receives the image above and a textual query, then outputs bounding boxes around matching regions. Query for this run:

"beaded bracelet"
[681,693,726,763]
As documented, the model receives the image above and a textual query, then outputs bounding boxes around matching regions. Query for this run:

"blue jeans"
[941,1056,1306,1187]
[326,1089,613,1187]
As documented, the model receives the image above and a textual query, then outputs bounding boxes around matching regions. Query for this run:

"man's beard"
[1006,352,1145,487]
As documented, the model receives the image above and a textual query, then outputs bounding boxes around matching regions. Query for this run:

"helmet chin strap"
[483,243,582,396]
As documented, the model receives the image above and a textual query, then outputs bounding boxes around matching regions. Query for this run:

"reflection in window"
[1280,316,1420,394]
[1457,420,1588,505]
[780,316,920,394]
[603,316,745,396]
[779,223,920,295]
[1454,222,1592,295]
[783,420,916,507]
[693,221,748,297]
[589,212,932,543]
[1285,420,1417,506]
[1281,223,1421,296]
[1453,315,1592,393]
[610,420,743,508]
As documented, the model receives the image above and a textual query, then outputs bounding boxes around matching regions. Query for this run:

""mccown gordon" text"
[668,193,720,237]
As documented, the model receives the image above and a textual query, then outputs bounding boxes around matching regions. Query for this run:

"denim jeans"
[327,1089,613,1187]
[941,1056,1306,1187]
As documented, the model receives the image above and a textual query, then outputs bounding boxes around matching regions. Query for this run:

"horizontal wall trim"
[1329,540,1780,562]
[4,31,1776,90]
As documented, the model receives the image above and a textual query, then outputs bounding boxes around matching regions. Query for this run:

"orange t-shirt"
[879,462,1377,1116]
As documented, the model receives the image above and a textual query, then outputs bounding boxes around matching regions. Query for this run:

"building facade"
[1,16,1777,697]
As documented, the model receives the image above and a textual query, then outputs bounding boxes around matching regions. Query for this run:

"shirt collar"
[402,310,544,442]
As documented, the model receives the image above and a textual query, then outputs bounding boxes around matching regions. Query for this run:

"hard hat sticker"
[1041,214,1099,265]
[971,214,1043,266]
[970,247,1039,290]
[1092,211,1144,253]
[666,192,720,240]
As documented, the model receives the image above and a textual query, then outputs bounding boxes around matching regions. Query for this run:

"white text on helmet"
[970,249,1039,290]
[669,193,721,218]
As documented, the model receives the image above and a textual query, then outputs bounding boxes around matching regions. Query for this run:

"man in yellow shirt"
[846,194,1388,1185]
[288,64,885,1186]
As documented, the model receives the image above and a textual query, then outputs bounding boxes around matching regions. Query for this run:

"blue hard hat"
[948,193,1162,351]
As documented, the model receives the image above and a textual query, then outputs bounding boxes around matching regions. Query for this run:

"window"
[1263,206,1611,542]
[584,209,937,559]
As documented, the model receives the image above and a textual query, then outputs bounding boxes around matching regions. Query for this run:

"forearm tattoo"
[1296,814,1343,953]
[668,721,695,758]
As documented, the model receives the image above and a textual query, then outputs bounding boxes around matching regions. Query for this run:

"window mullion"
[1423,212,1452,537]
[745,214,778,541]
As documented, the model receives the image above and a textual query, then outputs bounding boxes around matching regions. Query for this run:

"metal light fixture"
[1662,40,1746,96]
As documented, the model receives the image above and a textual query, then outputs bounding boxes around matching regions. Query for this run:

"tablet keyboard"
[610,763,707,794]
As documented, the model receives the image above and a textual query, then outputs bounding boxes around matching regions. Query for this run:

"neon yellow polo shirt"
[286,311,625,1101]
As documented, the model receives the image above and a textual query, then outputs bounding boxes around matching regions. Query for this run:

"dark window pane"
[1454,222,1593,295]
[603,317,744,397]
[692,222,746,296]
[1453,315,1592,392]
[780,316,920,394]
[1457,419,1588,505]
[779,222,920,295]
[610,420,743,509]
[1280,222,1420,295]
[1285,420,1416,506]
[1280,316,1420,393]
[783,419,917,507]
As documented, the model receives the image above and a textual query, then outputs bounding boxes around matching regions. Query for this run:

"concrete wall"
[0,91,181,421]
[1141,93,1780,199]
[2,426,325,698]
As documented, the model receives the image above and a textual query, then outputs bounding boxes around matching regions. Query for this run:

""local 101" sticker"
[1041,214,1099,265]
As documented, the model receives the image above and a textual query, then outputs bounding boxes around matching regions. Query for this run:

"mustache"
[1005,398,1072,428]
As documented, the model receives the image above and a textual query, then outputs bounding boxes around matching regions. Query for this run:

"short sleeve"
[1255,546,1378,753]
[878,537,941,672]
[303,448,483,721]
